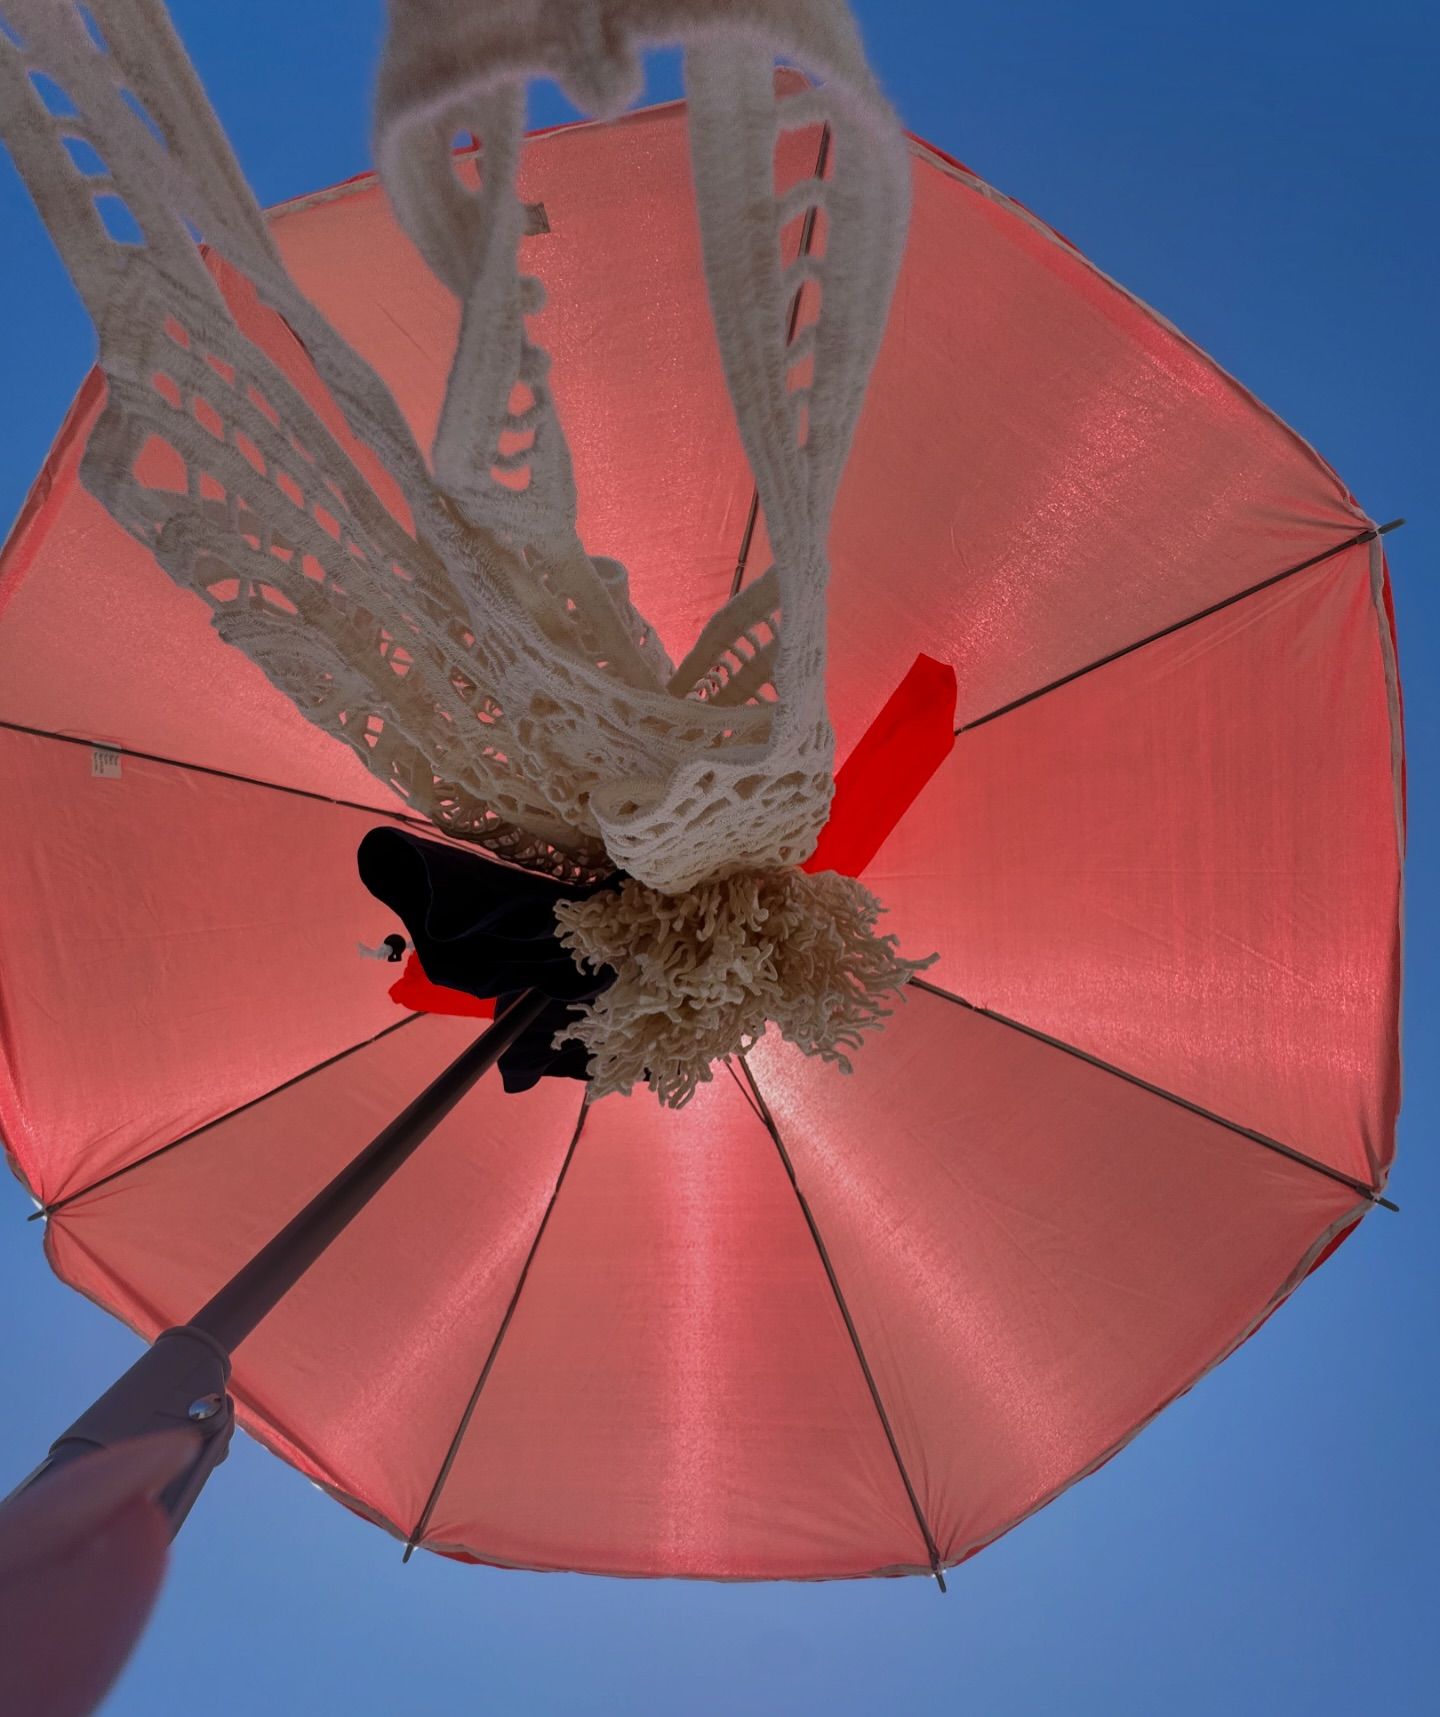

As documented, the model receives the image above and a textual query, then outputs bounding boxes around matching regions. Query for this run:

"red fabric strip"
[389,953,497,1020]
[803,653,958,879]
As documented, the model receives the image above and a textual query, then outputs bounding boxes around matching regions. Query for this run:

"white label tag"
[91,744,123,779]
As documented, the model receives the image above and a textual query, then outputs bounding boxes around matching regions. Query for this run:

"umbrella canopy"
[0,85,1401,1579]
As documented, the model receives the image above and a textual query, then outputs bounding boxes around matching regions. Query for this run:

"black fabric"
[357,828,616,1092]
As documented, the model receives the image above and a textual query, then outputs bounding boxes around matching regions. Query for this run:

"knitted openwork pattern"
[0,0,911,893]
[553,868,936,1107]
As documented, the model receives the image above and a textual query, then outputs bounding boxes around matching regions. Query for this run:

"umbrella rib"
[737,1054,949,1591]
[401,1092,590,1563]
[729,123,833,599]
[955,519,1405,737]
[0,716,439,832]
[908,977,1398,1211]
[722,1055,769,1127]
[32,1013,426,1221]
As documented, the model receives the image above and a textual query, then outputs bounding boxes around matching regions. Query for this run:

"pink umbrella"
[0,0,1402,1698]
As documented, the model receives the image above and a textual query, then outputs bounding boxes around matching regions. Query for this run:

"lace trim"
[0,0,909,889]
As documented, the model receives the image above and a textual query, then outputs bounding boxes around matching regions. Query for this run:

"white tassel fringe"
[553,868,936,1108]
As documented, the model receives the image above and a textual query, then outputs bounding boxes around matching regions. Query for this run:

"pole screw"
[187,1395,223,1422]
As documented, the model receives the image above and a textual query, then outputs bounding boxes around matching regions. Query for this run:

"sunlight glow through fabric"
[0,0,1402,1582]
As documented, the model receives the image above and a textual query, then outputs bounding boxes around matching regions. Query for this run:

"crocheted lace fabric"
[0,0,910,893]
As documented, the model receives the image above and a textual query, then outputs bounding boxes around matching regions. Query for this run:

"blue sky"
[1,3,1435,1712]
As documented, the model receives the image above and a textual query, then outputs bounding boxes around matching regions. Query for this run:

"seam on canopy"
[722,1055,769,1127]
[954,522,1404,737]
[908,978,1397,1211]
[402,1091,590,1562]
[737,1054,949,1590]
[0,715,442,833]
[35,1013,426,1218]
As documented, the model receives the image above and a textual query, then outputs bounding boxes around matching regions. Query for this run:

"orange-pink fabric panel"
[417,1078,929,1578]
[0,377,403,812]
[821,144,1368,750]
[45,1016,583,1540]
[270,106,794,661]
[1,113,1369,789]
[0,725,421,1204]
[867,546,1402,1189]
[749,993,1363,1566]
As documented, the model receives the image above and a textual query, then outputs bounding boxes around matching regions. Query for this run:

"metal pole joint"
[27,1326,235,1535]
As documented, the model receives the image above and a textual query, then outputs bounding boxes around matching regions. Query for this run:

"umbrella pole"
[5,990,548,1532]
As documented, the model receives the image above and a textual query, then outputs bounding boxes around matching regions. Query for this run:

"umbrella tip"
[1377,518,1406,535]
[933,1567,948,1594]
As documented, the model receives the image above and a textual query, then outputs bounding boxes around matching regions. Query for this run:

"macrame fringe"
[553,869,936,1108]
